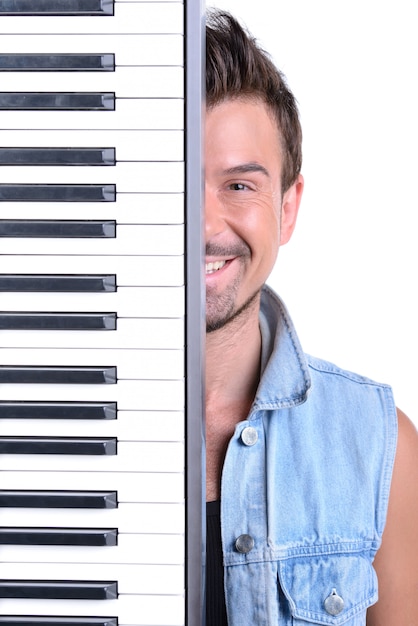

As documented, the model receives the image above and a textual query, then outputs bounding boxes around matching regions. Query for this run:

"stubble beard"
[206,283,261,333]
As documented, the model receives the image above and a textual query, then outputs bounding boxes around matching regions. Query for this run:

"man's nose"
[205,185,226,240]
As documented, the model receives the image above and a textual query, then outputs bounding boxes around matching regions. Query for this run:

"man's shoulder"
[366,408,418,623]
[301,354,397,427]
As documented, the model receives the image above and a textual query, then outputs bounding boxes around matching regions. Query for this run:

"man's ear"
[280,174,304,246]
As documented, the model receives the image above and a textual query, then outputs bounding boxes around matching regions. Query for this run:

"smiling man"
[204,10,418,626]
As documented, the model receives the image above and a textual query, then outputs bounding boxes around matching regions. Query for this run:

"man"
[204,10,418,626]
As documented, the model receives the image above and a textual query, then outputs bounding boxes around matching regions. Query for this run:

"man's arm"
[367,408,418,625]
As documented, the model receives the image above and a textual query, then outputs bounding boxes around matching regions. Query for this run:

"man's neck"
[206,306,262,409]
[205,302,262,501]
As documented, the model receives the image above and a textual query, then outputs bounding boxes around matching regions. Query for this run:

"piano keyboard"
[0,1,204,625]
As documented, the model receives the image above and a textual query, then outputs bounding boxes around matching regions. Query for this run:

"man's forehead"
[205,100,283,181]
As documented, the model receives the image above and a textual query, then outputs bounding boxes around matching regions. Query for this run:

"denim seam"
[224,543,376,566]
[290,592,378,625]
[306,357,393,389]
[374,384,398,544]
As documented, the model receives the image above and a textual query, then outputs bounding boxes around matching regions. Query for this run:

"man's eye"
[228,183,247,191]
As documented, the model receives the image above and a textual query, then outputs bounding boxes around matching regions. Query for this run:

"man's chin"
[205,303,234,333]
[206,290,261,334]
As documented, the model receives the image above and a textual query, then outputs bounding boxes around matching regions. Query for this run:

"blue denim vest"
[221,286,398,625]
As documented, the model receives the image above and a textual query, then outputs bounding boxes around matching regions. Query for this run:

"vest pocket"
[278,553,378,624]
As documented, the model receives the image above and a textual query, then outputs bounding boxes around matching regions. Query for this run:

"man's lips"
[205,242,250,276]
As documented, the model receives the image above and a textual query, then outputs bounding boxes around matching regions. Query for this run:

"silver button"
[241,426,258,446]
[234,534,254,554]
[324,588,344,616]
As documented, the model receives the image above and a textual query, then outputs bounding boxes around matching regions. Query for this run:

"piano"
[0,1,204,624]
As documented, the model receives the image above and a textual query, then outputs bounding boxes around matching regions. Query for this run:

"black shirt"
[206,500,228,625]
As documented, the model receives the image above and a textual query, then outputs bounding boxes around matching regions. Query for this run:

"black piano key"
[0,618,117,626]
[0,580,118,600]
[0,490,118,508]
[0,184,115,202]
[0,0,114,15]
[0,54,115,72]
[0,401,117,420]
[0,92,115,110]
[0,437,117,455]
[0,527,118,546]
[0,220,116,238]
[0,366,117,384]
[0,312,117,330]
[0,147,115,166]
[0,274,116,292]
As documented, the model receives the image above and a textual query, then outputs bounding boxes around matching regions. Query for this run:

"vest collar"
[253,286,311,411]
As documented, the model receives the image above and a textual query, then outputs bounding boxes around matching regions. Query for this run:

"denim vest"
[221,286,398,625]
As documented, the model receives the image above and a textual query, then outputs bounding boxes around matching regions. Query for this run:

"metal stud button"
[234,534,254,554]
[324,588,344,616]
[240,426,258,446]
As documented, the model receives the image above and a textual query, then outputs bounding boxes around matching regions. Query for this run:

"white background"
[207,0,417,425]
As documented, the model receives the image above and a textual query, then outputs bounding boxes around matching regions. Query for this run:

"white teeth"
[206,260,226,274]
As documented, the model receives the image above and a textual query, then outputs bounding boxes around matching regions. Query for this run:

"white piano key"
[0,418,128,437]
[0,130,184,161]
[1,287,185,317]
[0,418,184,442]
[0,67,184,98]
[0,533,184,572]
[0,256,184,286]
[0,162,184,192]
[0,288,184,316]
[0,348,184,380]
[0,380,185,411]
[0,225,184,255]
[0,413,185,441]
[0,597,184,626]
[0,98,184,130]
[0,470,183,502]
[0,3,184,36]
[0,507,184,536]
[0,33,184,66]
[0,564,184,602]
[0,193,184,223]
[0,440,184,472]
[0,318,184,349]
[0,348,137,368]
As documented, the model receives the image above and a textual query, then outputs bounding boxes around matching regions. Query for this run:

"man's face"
[205,98,300,333]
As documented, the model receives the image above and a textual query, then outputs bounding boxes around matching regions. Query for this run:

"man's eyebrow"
[223,162,270,178]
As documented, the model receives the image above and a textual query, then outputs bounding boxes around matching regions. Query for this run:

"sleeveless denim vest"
[220,286,398,625]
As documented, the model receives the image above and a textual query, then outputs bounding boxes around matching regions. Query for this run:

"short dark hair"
[206,10,302,192]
